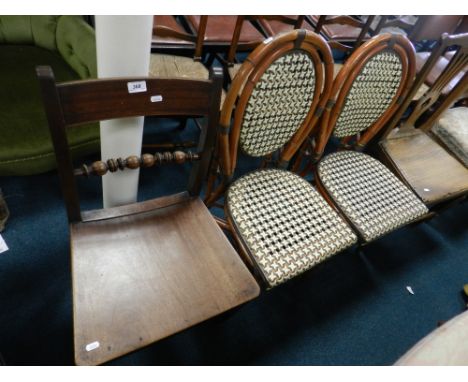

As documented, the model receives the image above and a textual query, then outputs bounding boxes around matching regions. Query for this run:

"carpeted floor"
[0,116,467,366]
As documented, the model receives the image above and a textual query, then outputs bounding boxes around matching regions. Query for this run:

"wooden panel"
[71,197,260,365]
[58,77,214,126]
[380,130,468,205]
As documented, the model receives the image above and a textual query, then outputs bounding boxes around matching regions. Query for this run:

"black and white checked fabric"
[431,107,468,167]
[240,51,316,157]
[318,151,428,242]
[227,169,357,287]
[333,50,403,138]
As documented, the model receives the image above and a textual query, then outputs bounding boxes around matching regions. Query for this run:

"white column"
[95,15,153,208]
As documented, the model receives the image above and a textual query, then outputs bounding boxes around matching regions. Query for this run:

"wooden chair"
[394,16,465,100]
[371,15,419,37]
[149,16,209,80]
[183,15,265,55]
[151,15,197,55]
[206,30,358,289]
[37,66,260,365]
[306,34,430,244]
[308,15,375,78]
[225,16,307,81]
[257,15,308,37]
[378,32,468,208]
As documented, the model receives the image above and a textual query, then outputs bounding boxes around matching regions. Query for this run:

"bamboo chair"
[37,66,260,365]
[378,32,468,208]
[307,34,430,244]
[308,15,375,78]
[206,30,358,288]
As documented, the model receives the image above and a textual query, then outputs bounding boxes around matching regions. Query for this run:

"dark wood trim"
[81,192,190,222]
[36,66,81,223]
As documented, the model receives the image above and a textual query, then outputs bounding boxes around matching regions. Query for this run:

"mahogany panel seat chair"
[308,15,376,78]
[296,34,429,244]
[205,30,358,288]
[378,32,468,208]
[37,66,260,365]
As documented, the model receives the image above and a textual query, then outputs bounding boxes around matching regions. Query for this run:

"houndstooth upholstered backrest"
[239,50,317,157]
[332,50,403,138]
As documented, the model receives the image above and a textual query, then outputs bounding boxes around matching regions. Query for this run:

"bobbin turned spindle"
[73,151,200,177]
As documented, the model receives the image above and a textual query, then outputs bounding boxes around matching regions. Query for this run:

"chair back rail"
[37,65,223,223]
[313,15,375,53]
[227,16,305,64]
[382,32,468,136]
[152,15,207,60]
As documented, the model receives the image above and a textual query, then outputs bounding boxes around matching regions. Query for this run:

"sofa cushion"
[0,45,99,176]
[0,16,59,51]
[57,16,97,79]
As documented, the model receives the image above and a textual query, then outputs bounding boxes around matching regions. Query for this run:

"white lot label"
[85,341,100,352]
[0,234,8,254]
[150,95,163,102]
[127,81,147,94]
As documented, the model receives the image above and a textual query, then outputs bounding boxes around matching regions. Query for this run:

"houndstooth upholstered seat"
[318,151,429,242]
[431,107,468,167]
[227,169,357,288]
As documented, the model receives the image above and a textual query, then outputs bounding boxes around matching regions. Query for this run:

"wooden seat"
[380,129,468,205]
[378,32,468,208]
[37,66,260,365]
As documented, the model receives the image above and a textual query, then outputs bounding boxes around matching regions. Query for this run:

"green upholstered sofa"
[0,15,99,175]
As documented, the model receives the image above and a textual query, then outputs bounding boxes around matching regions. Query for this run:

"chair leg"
[177,117,188,131]
[355,246,379,285]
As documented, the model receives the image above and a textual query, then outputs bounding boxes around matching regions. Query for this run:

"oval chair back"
[313,33,416,160]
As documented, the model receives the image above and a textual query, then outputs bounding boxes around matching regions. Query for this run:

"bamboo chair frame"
[292,33,416,175]
[205,29,334,207]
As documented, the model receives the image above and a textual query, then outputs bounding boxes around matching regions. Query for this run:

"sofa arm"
[56,16,97,79]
